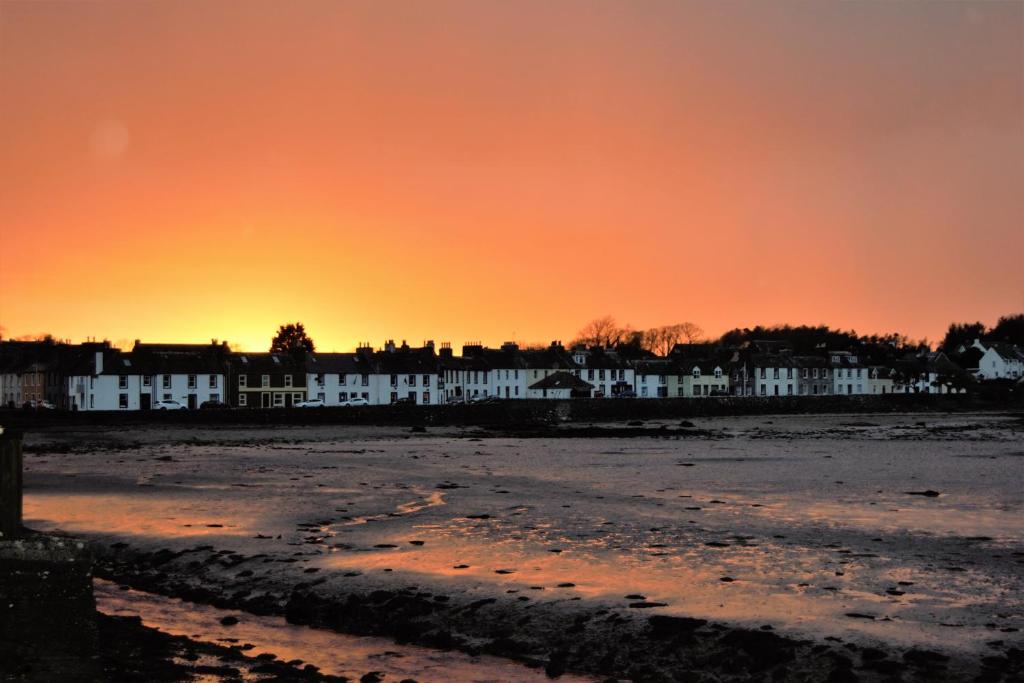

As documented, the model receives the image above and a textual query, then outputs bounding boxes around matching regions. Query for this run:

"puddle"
[25,493,258,538]
[94,579,594,683]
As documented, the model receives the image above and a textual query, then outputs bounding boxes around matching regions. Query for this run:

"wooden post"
[0,429,24,539]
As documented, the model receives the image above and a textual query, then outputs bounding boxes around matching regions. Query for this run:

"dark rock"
[649,615,707,638]
[904,490,941,497]
[219,616,239,626]
[720,629,795,670]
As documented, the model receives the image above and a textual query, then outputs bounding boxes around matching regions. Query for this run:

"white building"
[973,340,1024,380]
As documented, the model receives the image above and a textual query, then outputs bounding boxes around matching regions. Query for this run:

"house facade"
[973,340,1024,380]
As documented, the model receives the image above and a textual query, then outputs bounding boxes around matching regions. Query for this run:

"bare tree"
[678,322,704,344]
[637,322,705,355]
[572,316,626,348]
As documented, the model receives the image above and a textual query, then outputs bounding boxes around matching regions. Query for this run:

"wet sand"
[22,411,1024,681]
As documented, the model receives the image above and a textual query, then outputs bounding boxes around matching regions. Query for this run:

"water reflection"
[95,579,594,683]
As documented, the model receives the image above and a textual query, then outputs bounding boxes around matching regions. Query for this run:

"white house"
[676,360,729,397]
[570,346,635,397]
[830,352,868,395]
[750,355,799,397]
[973,340,1024,380]
[526,371,593,399]
[867,366,895,394]
[633,360,676,398]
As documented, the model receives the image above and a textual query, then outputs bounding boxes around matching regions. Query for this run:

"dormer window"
[714,367,722,379]
[692,368,701,378]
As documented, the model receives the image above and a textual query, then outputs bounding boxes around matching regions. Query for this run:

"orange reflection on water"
[24,492,256,538]
[318,532,1009,651]
[95,579,595,683]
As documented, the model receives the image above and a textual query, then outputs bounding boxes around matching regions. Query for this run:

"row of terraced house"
[2,336,1019,411]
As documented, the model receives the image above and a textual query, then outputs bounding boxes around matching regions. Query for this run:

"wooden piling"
[0,429,23,539]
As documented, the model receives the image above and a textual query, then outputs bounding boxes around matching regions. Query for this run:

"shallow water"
[24,413,1024,655]
[94,579,594,682]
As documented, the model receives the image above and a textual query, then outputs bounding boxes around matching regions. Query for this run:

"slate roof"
[528,371,594,391]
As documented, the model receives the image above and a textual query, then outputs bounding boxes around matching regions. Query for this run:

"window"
[239,394,247,407]
[658,375,666,385]
[339,392,348,401]
[773,368,780,379]
[599,369,606,381]
[163,393,172,400]
[693,368,701,378]
[119,375,128,389]
[316,374,324,386]
[89,395,94,409]
[760,368,766,379]
[587,370,594,381]
[210,393,220,402]
[273,393,285,407]
[361,374,369,386]
[760,384,766,396]
[163,375,171,389]
[361,392,369,400]
[143,375,152,387]
[423,392,430,403]
[390,391,398,403]
[119,393,128,409]
[208,375,217,389]
[284,375,293,388]
[317,392,325,401]
[714,368,722,379]
[786,368,793,379]
[261,375,270,388]
[812,368,818,379]
[188,374,197,389]
[339,374,346,386]
[422,374,430,386]
[390,375,398,387]
[787,384,793,395]
[293,393,303,403]
[239,375,248,388]
[774,385,780,396]
[408,374,416,386]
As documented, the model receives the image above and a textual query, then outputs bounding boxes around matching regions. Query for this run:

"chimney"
[94,351,104,375]
[500,341,519,352]
[384,339,396,353]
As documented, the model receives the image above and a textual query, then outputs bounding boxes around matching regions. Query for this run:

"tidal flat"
[22,412,1024,682]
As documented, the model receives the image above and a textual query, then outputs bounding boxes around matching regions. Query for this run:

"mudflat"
[22,411,1024,681]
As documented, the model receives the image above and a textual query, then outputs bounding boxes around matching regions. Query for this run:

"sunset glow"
[1,1,1021,350]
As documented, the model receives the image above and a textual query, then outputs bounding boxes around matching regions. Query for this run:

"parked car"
[294,398,326,408]
[614,390,637,399]
[154,400,187,410]
[468,394,492,403]
[24,399,55,409]
[343,397,369,407]
[199,400,230,410]
[393,397,415,405]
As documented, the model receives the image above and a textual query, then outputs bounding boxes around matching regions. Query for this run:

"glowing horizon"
[1,1,1022,352]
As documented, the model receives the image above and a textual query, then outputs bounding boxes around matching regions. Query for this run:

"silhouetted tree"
[270,323,315,357]
[940,321,986,353]
[986,313,1024,345]
[572,316,628,348]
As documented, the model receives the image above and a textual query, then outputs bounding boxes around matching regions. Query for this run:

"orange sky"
[1,1,1022,352]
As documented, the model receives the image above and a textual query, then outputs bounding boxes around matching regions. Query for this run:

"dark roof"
[306,353,363,375]
[529,371,593,391]
[673,358,723,374]
[987,342,1024,362]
